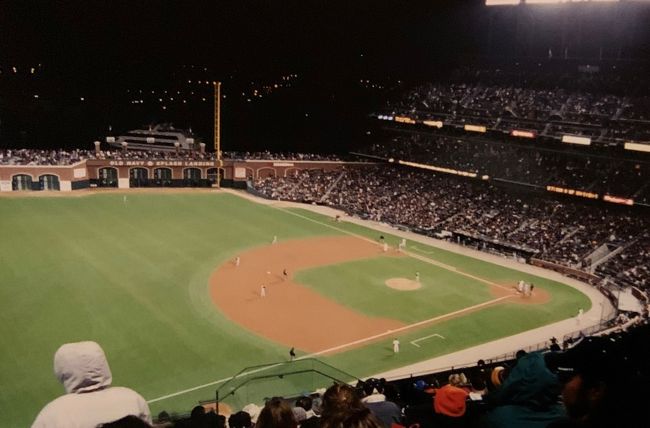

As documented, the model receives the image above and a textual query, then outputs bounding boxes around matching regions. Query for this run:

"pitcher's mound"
[386,278,421,291]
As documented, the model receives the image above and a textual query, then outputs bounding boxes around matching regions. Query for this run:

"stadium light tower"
[213,81,222,188]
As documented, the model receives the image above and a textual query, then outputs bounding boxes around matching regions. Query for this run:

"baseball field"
[0,191,590,427]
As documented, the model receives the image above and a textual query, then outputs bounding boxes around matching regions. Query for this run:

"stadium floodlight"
[485,0,520,5]
[423,120,444,128]
[525,0,564,4]
[562,135,591,145]
[625,142,650,153]
[464,124,487,133]
[511,130,536,138]
[525,0,619,3]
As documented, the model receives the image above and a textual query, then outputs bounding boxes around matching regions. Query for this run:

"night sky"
[0,1,648,152]
[0,0,479,79]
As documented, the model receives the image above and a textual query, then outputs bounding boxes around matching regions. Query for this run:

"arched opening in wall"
[39,174,60,191]
[153,168,172,187]
[130,167,149,188]
[183,168,202,187]
[12,174,33,191]
[98,167,118,188]
[257,168,276,179]
[285,168,300,178]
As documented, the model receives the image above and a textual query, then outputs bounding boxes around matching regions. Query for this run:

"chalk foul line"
[411,333,445,348]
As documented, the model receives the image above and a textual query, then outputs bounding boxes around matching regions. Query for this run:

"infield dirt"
[209,235,550,354]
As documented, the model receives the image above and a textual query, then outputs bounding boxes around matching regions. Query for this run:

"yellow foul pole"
[213,81,222,187]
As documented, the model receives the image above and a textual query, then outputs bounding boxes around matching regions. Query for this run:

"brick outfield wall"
[0,159,361,192]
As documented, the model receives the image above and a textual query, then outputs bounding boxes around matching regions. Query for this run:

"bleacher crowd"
[388,65,650,142]
[0,148,340,165]
[360,135,649,204]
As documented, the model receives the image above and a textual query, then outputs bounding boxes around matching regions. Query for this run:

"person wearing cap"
[31,341,151,428]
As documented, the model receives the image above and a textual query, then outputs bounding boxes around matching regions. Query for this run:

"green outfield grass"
[0,192,590,426]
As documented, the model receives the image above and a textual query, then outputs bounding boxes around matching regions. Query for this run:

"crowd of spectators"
[387,66,650,142]
[596,233,650,290]
[90,149,214,161]
[0,148,342,165]
[222,151,342,161]
[254,164,650,290]
[358,134,650,204]
[0,148,92,165]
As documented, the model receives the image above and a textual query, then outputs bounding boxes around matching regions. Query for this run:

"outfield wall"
[0,159,354,192]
